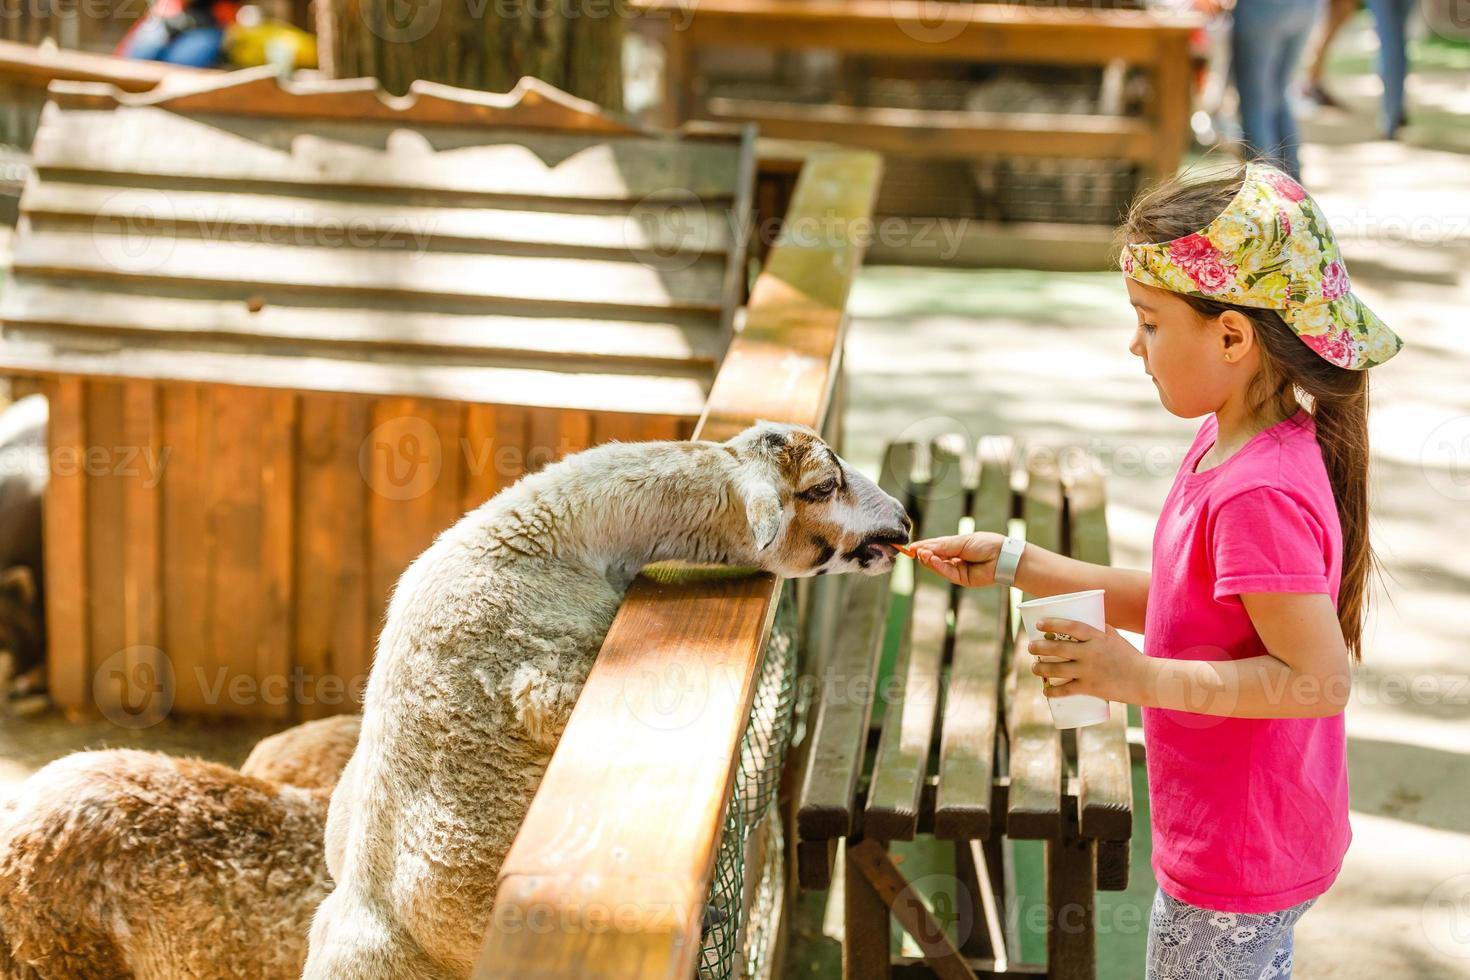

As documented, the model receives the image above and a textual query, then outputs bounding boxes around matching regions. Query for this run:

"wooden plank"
[797,837,837,892]
[204,387,267,719]
[0,281,724,382]
[40,377,87,712]
[294,394,372,717]
[959,839,1011,967]
[845,842,893,980]
[1007,450,1063,840]
[120,381,163,721]
[1096,839,1131,892]
[701,99,1154,163]
[84,381,127,721]
[1149,32,1193,179]
[0,341,712,418]
[797,441,913,841]
[866,436,965,841]
[13,226,729,315]
[366,397,463,633]
[934,437,1013,841]
[635,0,1199,66]
[1063,452,1133,843]
[0,38,206,91]
[160,384,209,715]
[460,404,502,514]
[1045,808,1096,980]
[18,181,737,258]
[848,840,977,980]
[479,150,882,980]
[716,125,757,352]
[588,411,686,451]
[259,392,297,721]
[49,70,644,134]
[32,104,744,202]
[483,568,783,980]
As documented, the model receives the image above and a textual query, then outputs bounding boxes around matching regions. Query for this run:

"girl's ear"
[1217,310,1255,361]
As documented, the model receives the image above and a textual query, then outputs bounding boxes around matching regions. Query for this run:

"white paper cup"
[1018,589,1112,729]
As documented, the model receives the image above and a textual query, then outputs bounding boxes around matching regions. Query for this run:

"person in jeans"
[1366,0,1417,137]
[1228,0,1321,179]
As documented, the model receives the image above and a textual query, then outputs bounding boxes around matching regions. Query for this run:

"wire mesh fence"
[699,584,799,980]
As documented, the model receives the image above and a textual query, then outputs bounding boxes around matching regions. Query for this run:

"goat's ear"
[0,566,35,606]
[743,479,784,551]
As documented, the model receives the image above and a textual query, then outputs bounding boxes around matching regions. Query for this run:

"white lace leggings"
[1145,887,1317,980]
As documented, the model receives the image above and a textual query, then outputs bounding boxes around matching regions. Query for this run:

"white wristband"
[994,535,1026,588]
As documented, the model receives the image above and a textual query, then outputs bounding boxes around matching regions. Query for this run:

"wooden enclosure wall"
[41,375,694,722]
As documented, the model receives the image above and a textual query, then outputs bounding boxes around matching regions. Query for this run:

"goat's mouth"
[852,530,910,565]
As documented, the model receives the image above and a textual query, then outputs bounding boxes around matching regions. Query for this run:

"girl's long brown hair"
[1121,164,1376,661]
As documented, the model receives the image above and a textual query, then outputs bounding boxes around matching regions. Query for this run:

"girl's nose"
[1127,327,1145,358]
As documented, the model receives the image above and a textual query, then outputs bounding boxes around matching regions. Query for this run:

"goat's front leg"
[502,641,596,752]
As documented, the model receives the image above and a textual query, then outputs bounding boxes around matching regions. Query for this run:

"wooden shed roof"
[0,68,755,417]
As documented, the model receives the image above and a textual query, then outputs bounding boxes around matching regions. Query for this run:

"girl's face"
[1125,278,1240,419]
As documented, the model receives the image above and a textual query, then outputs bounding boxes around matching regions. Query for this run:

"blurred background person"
[1303,0,1360,108]
[1228,0,1321,178]
[1367,0,1417,137]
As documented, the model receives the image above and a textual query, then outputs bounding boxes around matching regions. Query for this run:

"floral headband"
[1119,163,1402,370]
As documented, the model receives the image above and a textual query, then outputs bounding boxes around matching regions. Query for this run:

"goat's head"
[724,421,911,578]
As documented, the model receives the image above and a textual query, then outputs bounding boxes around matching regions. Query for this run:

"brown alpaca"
[0,714,361,980]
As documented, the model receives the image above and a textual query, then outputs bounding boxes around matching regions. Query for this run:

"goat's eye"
[806,478,838,499]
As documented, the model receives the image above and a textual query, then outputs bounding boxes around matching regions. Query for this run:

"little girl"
[910,162,1403,979]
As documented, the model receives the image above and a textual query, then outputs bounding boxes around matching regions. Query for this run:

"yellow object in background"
[225,19,317,69]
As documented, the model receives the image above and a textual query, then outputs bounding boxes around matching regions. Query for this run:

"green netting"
[698,585,799,980]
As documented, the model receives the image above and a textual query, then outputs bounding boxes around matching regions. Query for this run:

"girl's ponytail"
[1297,362,1374,663]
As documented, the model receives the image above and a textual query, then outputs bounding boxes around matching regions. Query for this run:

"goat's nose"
[899,510,914,537]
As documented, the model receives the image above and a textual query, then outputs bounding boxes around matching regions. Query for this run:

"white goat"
[305,421,910,979]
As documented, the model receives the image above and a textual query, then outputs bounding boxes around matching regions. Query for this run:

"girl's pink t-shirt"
[1143,408,1351,913]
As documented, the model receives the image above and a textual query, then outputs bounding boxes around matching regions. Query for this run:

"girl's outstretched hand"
[904,531,1005,588]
